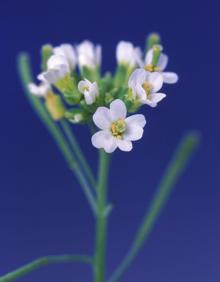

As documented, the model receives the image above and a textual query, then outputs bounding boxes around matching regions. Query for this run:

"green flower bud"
[151,44,162,67]
[55,75,81,105]
[65,108,89,124]
[146,33,161,51]
[41,44,53,71]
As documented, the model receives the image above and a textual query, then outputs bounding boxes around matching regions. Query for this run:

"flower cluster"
[28,34,178,153]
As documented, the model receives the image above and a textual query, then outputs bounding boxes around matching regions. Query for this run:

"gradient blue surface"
[0,0,220,281]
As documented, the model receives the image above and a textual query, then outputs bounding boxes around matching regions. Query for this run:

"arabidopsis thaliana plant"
[77,40,101,69]
[128,68,166,107]
[78,79,99,105]
[54,44,77,69]
[116,41,142,68]
[145,47,178,84]
[38,55,70,84]
[28,81,50,97]
[92,99,146,153]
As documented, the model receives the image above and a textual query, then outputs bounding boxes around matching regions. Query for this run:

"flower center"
[82,86,89,92]
[145,64,161,72]
[110,119,126,139]
[142,82,153,99]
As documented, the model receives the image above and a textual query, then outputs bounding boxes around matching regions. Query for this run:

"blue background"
[0,0,219,281]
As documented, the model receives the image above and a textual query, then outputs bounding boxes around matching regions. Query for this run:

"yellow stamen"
[110,119,126,139]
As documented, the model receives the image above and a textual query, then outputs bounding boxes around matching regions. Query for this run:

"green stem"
[17,53,97,215]
[94,150,110,282]
[109,132,200,282]
[0,255,93,282]
[60,119,97,189]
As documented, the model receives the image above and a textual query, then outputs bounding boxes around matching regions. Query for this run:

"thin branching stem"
[17,53,97,214]
[0,255,93,282]
[109,132,200,282]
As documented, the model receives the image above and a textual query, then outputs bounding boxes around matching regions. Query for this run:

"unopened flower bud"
[45,93,65,120]
[146,33,161,51]
[65,108,88,124]
[41,44,53,71]
[151,44,163,67]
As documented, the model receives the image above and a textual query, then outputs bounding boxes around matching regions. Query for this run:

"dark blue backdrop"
[0,0,219,281]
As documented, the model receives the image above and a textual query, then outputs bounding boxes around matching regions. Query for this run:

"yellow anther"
[110,119,126,139]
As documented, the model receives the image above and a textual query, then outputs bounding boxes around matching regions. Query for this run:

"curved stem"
[60,120,97,189]
[17,53,97,215]
[109,132,200,282]
[94,150,110,282]
[0,255,93,282]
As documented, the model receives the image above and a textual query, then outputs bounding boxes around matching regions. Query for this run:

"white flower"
[145,47,178,84]
[128,68,166,107]
[78,79,99,105]
[38,55,70,84]
[116,41,142,67]
[77,40,101,69]
[28,81,50,97]
[92,99,146,153]
[54,44,77,69]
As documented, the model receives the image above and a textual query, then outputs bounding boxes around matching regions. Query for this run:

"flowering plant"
[0,33,199,282]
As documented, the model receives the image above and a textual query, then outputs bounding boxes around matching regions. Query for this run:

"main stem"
[94,150,110,282]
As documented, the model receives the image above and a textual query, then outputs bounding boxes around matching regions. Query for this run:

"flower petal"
[93,107,111,130]
[145,49,153,65]
[84,91,95,105]
[135,84,146,102]
[125,114,146,128]
[124,124,144,141]
[157,53,168,71]
[117,140,133,152]
[148,72,163,92]
[110,99,127,121]
[128,68,146,88]
[104,136,117,153]
[162,72,178,84]
[144,93,166,107]
[78,80,88,93]
[151,93,166,104]
[91,130,109,149]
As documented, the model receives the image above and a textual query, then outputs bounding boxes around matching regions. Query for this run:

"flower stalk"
[94,150,110,282]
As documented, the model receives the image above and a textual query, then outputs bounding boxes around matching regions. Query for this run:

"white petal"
[95,45,102,66]
[157,53,168,71]
[152,93,166,104]
[78,80,89,93]
[40,69,60,84]
[28,82,50,97]
[128,68,146,88]
[93,107,111,130]
[148,72,163,92]
[47,54,69,71]
[145,49,153,65]
[117,140,133,152]
[125,114,146,128]
[144,93,166,108]
[54,44,77,69]
[135,84,146,102]
[84,91,95,105]
[162,72,178,84]
[135,47,144,67]
[91,130,110,149]
[90,82,99,97]
[124,124,144,141]
[110,99,127,121]
[104,136,118,153]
